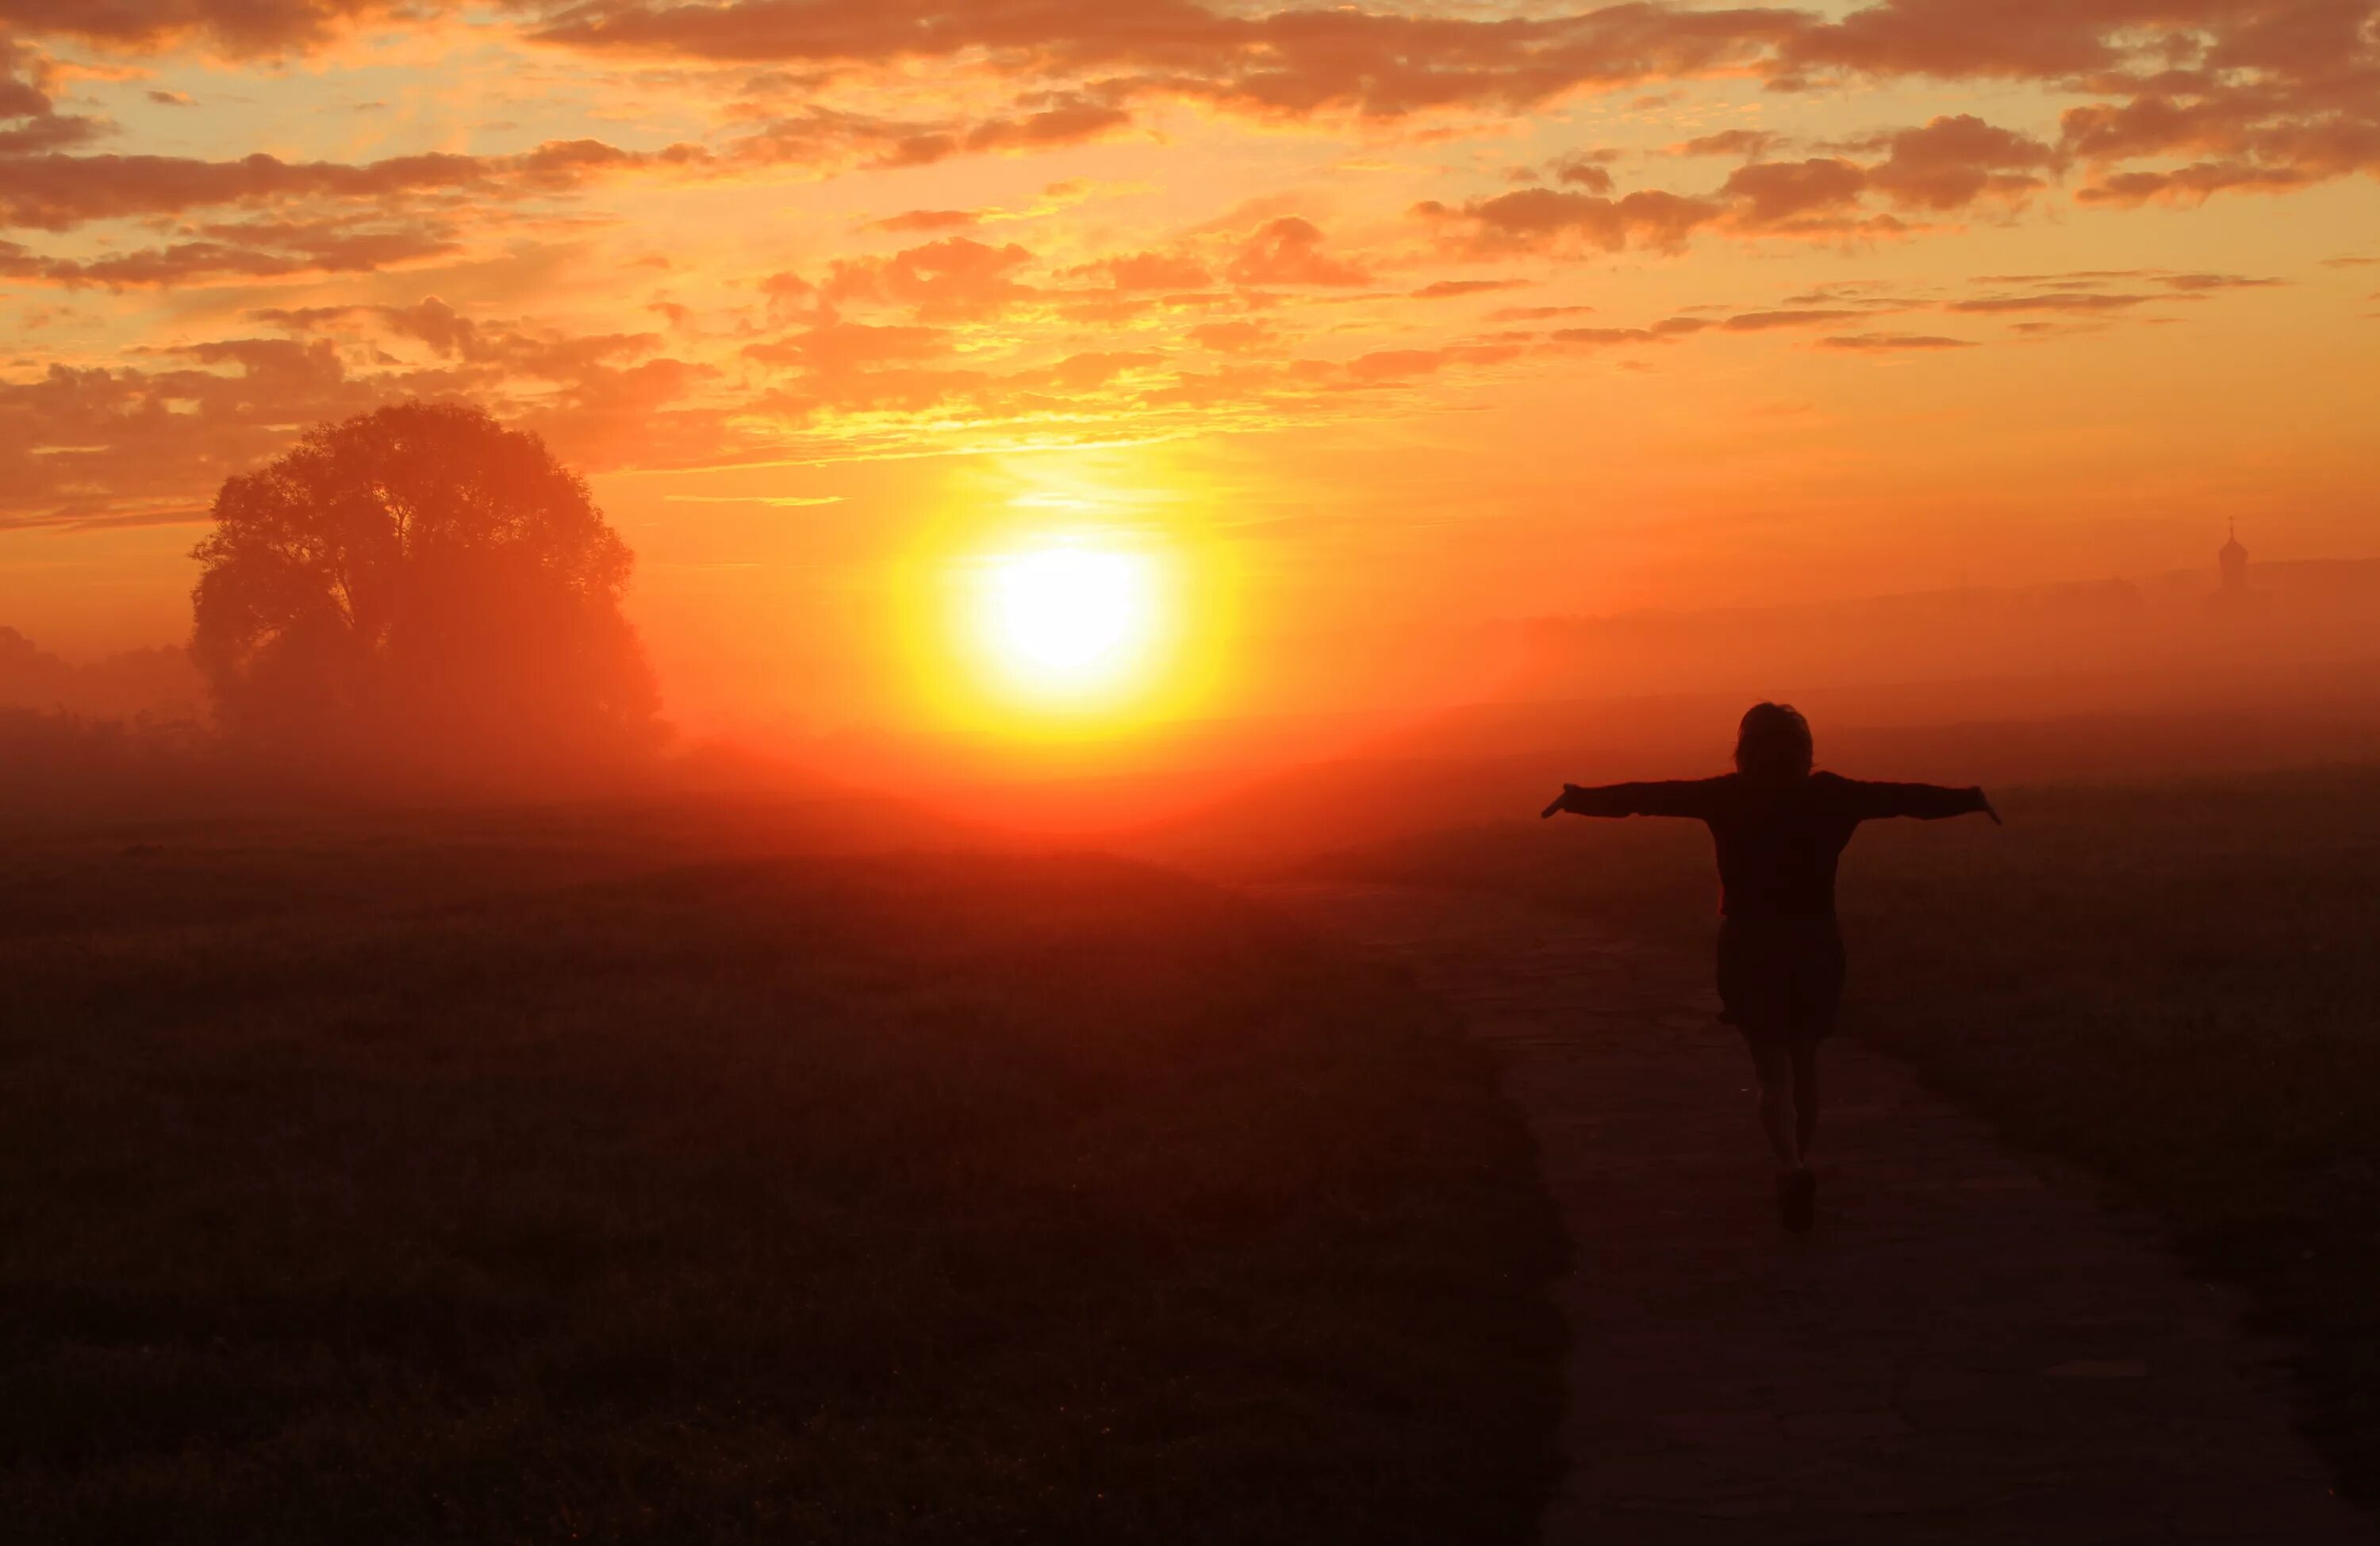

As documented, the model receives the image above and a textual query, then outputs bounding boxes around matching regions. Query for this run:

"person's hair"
[1734,701,1814,781]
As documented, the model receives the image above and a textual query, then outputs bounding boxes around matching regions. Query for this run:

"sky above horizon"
[2,0,2375,743]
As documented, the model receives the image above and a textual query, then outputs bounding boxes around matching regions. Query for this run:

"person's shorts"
[1716,914,1846,1049]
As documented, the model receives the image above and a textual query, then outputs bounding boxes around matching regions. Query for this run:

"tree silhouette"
[191,402,661,770]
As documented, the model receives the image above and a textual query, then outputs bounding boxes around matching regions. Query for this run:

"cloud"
[1672,129,1781,157]
[1968,268,2148,287]
[1934,269,2281,321]
[516,355,730,470]
[1345,342,1525,382]
[1818,332,1977,350]
[1423,115,2059,255]
[5,0,2371,535]
[958,96,1134,155]
[1187,319,1277,352]
[846,94,1137,168]
[1139,358,1334,411]
[1015,350,1163,392]
[1720,156,1867,224]
[254,296,666,379]
[1546,324,1675,348]
[743,319,951,372]
[1717,307,1868,330]
[1409,111,2066,255]
[2044,12,2380,203]
[823,236,1037,320]
[1948,290,2164,313]
[1064,251,1215,290]
[0,217,461,287]
[1772,0,2297,82]
[1226,217,1371,286]
[505,0,2374,200]
[1716,116,2059,231]
[2074,161,2312,205]
[1791,6,2061,75]
[15,0,2370,228]
[1417,187,1723,254]
[527,1,1805,123]
[867,209,981,232]
[2159,271,2286,290]
[1853,113,2064,209]
[722,102,944,167]
[1411,278,1530,299]
[0,0,433,56]
[761,363,992,417]
[0,40,106,155]
[0,335,407,528]
[0,136,711,232]
[1547,149,1620,191]
[223,298,738,474]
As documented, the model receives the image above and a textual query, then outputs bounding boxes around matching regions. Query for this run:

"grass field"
[1306,764,2380,1504]
[0,814,1563,1543]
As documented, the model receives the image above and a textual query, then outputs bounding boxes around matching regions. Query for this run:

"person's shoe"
[1779,1168,1817,1233]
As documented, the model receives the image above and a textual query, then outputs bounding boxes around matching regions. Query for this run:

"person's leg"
[1749,1041,1801,1172]
[1787,918,1844,1168]
[1791,1041,1819,1161]
[1752,1038,1817,1231]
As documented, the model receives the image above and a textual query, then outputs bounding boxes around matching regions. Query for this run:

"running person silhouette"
[1541,702,2000,1233]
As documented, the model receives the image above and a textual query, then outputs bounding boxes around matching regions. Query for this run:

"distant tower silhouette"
[2218,520,2250,597]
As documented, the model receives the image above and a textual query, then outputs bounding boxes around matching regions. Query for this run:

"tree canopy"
[191,402,661,772]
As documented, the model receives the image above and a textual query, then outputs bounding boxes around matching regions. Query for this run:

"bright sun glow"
[902,454,1225,736]
[974,539,1163,703]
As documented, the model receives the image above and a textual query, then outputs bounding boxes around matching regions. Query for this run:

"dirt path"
[1261,881,2368,1544]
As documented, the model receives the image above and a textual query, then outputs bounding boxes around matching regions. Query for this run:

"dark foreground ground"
[1271,880,2364,1541]
[0,814,1562,1543]
[1308,764,2380,1506]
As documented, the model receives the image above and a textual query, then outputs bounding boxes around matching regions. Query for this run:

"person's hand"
[1541,785,1576,819]
[1977,788,2002,825]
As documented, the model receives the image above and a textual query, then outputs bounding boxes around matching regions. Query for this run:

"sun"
[973,539,1163,703]
[900,451,1229,734]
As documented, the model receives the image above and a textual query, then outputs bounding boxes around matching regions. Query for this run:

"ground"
[1307,764,2380,1510]
[12,765,2377,1539]
[1269,880,2367,1542]
[0,812,1561,1544]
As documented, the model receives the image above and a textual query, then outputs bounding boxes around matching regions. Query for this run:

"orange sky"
[2,0,2375,747]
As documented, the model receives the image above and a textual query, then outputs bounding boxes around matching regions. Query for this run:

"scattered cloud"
[1411,278,1530,299]
[1818,332,1977,351]
[0,0,437,56]
[1064,251,1215,290]
[1672,129,1781,158]
[823,237,1037,320]
[1718,308,1868,331]
[1188,319,1278,353]
[1226,217,1371,286]
[866,209,981,233]
[1416,187,1722,255]
[1949,290,2165,313]
[0,0,2367,528]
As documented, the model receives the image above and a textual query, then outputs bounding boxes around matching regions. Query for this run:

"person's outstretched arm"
[1541,778,1725,820]
[1841,778,2002,824]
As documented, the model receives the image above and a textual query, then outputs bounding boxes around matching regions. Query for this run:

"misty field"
[0,819,1562,1543]
[1307,764,2380,1503]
